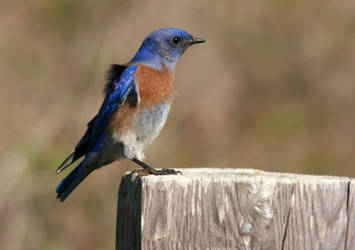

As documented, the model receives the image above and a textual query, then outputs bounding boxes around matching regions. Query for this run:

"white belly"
[119,102,171,160]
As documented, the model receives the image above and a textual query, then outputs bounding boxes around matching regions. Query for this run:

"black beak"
[190,37,205,45]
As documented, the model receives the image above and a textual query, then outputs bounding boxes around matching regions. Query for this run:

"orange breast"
[106,64,174,135]
[135,65,174,109]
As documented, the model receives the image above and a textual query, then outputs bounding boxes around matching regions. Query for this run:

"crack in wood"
[344,180,351,250]
[281,184,295,250]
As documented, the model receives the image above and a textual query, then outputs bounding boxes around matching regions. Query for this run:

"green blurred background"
[1,0,355,249]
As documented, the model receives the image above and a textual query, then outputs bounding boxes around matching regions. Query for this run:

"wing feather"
[56,64,139,174]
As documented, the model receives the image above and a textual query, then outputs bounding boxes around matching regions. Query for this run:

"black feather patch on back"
[104,64,128,95]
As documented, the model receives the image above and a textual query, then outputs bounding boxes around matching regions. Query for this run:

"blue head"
[130,28,205,71]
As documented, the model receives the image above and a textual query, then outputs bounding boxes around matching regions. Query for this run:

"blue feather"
[56,66,138,201]
[56,135,105,201]
[88,65,138,150]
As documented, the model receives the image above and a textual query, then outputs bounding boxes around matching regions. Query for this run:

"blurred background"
[1,0,355,249]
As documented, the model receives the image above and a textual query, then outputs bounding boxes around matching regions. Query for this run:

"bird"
[55,28,205,201]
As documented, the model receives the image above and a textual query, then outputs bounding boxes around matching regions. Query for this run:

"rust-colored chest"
[107,65,174,135]
[135,65,174,108]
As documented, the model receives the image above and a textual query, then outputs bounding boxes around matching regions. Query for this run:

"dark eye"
[172,36,181,45]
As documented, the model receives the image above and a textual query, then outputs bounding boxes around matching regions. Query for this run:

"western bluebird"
[56,28,205,201]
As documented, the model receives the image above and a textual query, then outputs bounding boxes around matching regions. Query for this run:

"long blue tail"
[56,161,91,202]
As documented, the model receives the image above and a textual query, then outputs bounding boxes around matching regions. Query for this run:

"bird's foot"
[131,158,182,176]
[131,168,182,177]
[148,168,182,175]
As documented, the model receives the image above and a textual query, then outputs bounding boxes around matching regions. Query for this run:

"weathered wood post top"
[116,168,355,250]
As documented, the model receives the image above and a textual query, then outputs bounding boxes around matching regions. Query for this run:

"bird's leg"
[131,158,182,175]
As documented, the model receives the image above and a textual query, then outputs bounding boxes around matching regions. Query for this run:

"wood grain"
[116,168,355,250]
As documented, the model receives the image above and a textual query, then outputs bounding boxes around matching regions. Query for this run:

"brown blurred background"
[1,0,355,249]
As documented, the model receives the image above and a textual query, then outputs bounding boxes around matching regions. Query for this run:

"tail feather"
[56,162,91,202]
[56,152,75,174]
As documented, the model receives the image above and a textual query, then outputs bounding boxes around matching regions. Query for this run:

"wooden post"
[116,168,355,250]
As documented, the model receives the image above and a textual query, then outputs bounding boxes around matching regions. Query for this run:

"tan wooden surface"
[116,168,355,250]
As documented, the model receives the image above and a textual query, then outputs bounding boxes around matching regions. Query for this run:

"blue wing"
[88,65,138,150]
[56,64,139,174]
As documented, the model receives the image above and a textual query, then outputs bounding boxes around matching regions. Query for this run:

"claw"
[151,168,182,175]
